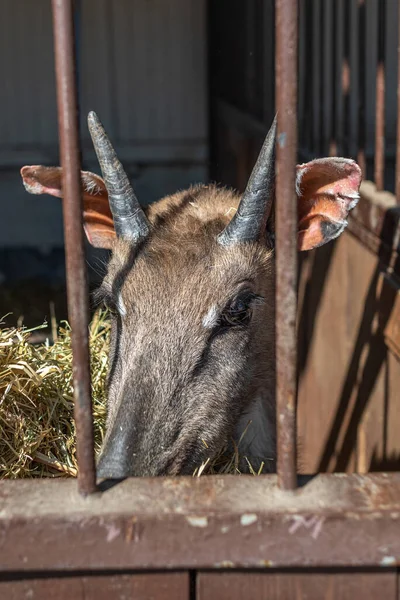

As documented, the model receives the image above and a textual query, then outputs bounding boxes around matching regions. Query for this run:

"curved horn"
[217,116,277,246]
[87,111,150,242]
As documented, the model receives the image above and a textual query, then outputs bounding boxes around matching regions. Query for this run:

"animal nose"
[96,418,136,479]
[96,454,128,480]
[96,437,134,479]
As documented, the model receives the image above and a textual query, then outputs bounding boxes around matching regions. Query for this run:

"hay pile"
[0,311,109,478]
[0,310,264,478]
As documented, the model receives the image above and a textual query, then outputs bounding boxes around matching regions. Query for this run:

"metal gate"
[1,1,400,598]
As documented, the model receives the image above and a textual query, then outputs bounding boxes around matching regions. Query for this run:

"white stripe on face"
[202,305,219,329]
[117,293,127,317]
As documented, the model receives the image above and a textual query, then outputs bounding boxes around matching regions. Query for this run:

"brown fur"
[98,184,276,476]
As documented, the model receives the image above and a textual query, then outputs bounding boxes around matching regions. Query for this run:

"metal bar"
[297,0,305,151]
[329,1,338,156]
[357,0,366,177]
[349,0,359,159]
[2,474,400,570]
[396,1,400,203]
[323,0,333,156]
[312,0,321,154]
[301,1,313,154]
[275,0,298,491]
[342,0,351,157]
[51,0,96,495]
[335,0,345,156]
[374,0,386,191]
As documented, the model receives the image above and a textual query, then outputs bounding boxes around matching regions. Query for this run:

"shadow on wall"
[297,241,337,381]
[369,450,400,472]
[298,207,400,474]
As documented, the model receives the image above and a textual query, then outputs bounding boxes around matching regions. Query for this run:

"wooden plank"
[197,571,397,600]
[398,569,400,600]
[382,276,400,359]
[298,224,400,474]
[358,273,400,472]
[0,572,189,600]
[2,475,400,570]
[383,352,400,470]
[297,234,353,473]
[344,234,387,474]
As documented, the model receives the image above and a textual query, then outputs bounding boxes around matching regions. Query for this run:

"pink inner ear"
[21,165,115,250]
[20,166,63,198]
[295,157,362,251]
[84,223,115,250]
[296,157,362,205]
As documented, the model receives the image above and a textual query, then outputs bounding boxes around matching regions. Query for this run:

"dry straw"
[0,310,265,478]
[0,311,108,478]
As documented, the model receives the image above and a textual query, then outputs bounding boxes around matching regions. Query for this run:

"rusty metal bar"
[374,0,386,191]
[342,0,351,158]
[335,0,345,157]
[329,1,338,157]
[396,1,400,203]
[275,0,298,491]
[357,0,366,177]
[311,0,321,154]
[51,0,96,495]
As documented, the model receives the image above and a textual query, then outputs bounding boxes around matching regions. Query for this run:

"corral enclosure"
[1,0,400,599]
[210,0,400,476]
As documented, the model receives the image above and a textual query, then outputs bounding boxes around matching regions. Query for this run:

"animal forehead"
[107,237,270,309]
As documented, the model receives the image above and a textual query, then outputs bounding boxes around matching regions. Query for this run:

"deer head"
[21,113,361,477]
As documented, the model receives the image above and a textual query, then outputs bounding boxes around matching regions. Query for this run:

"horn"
[87,111,150,242]
[217,115,277,246]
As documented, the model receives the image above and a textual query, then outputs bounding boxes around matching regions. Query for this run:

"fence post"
[51,0,96,495]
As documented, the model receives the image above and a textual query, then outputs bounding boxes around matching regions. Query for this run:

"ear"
[20,165,116,249]
[296,158,362,251]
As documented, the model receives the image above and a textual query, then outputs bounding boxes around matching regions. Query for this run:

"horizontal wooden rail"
[1,474,400,570]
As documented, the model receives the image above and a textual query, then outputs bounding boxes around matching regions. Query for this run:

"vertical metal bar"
[275,0,298,491]
[349,0,359,160]
[323,0,333,156]
[357,0,366,177]
[297,0,304,147]
[301,0,313,155]
[375,0,385,191]
[329,2,338,157]
[335,0,345,157]
[342,0,351,158]
[396,1,400,203]
[51,0,96,495]
[312,0,321,153]
[73,0,82,110]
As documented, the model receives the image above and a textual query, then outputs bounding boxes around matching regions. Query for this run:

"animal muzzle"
[96,427,193,479]
[96,426,210,479]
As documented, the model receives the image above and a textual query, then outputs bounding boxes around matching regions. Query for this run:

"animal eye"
[221,292,259,327]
